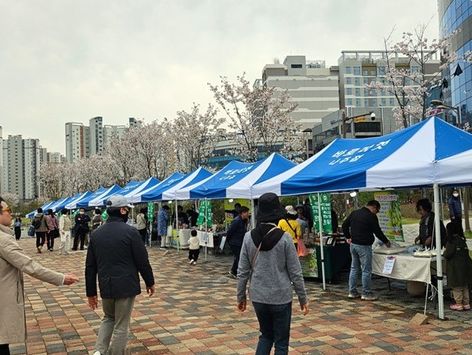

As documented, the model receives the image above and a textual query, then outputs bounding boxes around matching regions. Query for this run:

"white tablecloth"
[372,253,432,284]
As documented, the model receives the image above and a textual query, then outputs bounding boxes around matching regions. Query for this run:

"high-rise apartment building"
[103,125,127,149]
[65,122,90,163]
[1,134,41,200]
[89,116,104,155]
[338,50,440,117]
[261,56,340,129]
[438,0,472,130]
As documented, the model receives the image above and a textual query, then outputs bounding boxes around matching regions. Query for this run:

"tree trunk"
[464,187,470,232]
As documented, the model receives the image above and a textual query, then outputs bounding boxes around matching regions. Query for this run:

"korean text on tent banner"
[373,192,404,242]
[147,202,155,222]
[197,200,213,228]
[309,193,333,234]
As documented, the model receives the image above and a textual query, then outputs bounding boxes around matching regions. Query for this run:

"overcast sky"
[0,0,439,154]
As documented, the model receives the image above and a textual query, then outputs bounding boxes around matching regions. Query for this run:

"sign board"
[197,200,213,227]
[382,256,396,275]
[147,202,155,222]
[300,248,318,278]
[309,194,333,234]
[374,192,404,242]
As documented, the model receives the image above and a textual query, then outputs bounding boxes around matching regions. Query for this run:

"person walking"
[278,206,302,250]
[188,229,200,265]
[45,209,59,251]
[157,205,170,249]
[33,208,48,253]
[13,216,22,240]
[59,209,72,255]
[444,222,472,311]
[136,208,148,244]
[72,208,90,251]
[342,200,391,301]
[448,189,462,226]
[86,195,155,355]
[91,209,103,231]
[0,197,79,355]
[237,193,308,355]
[227,206,250,278]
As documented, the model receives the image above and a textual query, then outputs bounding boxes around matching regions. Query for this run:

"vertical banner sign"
[309,193,333,234]
[197,200,213,227]
[101,210,108,221]
[373,192,404,242]
[147,202,154,222]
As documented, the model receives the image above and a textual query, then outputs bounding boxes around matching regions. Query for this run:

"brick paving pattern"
[9,236,472,354]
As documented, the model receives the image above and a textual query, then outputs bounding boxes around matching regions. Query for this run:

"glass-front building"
[439,0,472,131]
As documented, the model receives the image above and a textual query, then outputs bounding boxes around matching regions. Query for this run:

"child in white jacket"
[188,229,200,265]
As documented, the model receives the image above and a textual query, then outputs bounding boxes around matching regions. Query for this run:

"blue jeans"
[349,243,373,296]
[252,302,292,355]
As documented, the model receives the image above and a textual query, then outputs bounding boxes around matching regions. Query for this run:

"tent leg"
[317,193,326,291]
[251,199,255,229]
[175,200,179,253]
[433,183,445,320]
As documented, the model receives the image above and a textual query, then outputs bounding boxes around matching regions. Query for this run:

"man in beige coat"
[0,197,79,355]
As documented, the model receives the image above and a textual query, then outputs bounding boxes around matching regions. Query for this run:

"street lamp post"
[431,99,461,126]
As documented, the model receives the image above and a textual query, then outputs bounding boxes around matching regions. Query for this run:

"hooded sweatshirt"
[236,223,307,306]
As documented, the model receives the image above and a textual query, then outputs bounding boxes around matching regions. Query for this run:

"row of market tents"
[28,117,472,320]
[32,117,472,217]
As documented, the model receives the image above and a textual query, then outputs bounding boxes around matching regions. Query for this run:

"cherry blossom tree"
[172,103,225,171]
[367,25,454,128]
[209,74,304,161]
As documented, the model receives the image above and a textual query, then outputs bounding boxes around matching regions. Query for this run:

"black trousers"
[189,249,200,261]
[14,227,21,240]
[73,231,87,250]
[0,344,10,355]
[47,231,55,250]
[230,244,242,276]
[138,228,148,244]
[36,231,46,248]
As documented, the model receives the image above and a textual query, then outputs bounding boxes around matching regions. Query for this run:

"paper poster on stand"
[374,192,404,242]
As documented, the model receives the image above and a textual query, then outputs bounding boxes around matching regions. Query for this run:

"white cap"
[106,195,133,208]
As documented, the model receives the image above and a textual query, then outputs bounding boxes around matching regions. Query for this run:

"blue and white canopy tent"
[46,197,70,213]
[121,177,161,203]
[161,167,213,201]
[253,117,472,319]
[65,190,100,210]
[130,173,186,203]
[174,160,263,200]
[87,184,124,207]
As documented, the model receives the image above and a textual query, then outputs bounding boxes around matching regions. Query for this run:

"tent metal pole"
[251,199,255,229]
[317,193,326,290]
[205,198,208,262]
[175,199,179,253]
[433,183,445,320]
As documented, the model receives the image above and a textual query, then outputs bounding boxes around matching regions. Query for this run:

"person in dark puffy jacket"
[444,222,472,311]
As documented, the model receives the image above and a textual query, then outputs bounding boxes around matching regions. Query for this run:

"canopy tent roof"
[88,184,124,207]
[161,167,213,201]
[252,117,472,197]
[47,196,71,213]
[225,153,296,199]
[26,200,56,219]
[130,173,186,203]
[65,190,98,210]
[121,177,160,202]
[174,160,263,200]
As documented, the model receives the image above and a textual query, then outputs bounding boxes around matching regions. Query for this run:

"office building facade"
[438,0,472,130]
[261,56,340,129]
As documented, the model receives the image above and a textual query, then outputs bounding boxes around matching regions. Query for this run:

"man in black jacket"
[342,200,390,301]
[227,206,250,278]
[85,196,155,355]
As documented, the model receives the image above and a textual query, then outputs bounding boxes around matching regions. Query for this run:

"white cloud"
[0,0,439,153]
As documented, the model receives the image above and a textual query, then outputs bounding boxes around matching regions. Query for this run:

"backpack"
[32,215,43,229]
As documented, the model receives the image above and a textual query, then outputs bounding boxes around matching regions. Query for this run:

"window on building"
[345,66,352,74]
[354,66,361,75]
[377,66,386,75]
[347,99,353,106]
[355,88,361,96]
[356,98,362,106]
[346,88,353,95]
[354,77,361,86]
[291,64,303,68]
[389,98,396,106]
[346,77,352,84]
[381,98,387,106]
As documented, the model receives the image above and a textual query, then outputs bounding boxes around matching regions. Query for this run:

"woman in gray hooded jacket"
[237,193,309,355]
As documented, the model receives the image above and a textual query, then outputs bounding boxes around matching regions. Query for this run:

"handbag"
[27,225,35,237]
[297,238,309,257]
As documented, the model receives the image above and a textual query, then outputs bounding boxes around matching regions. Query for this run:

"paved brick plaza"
[9,238,472,354]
